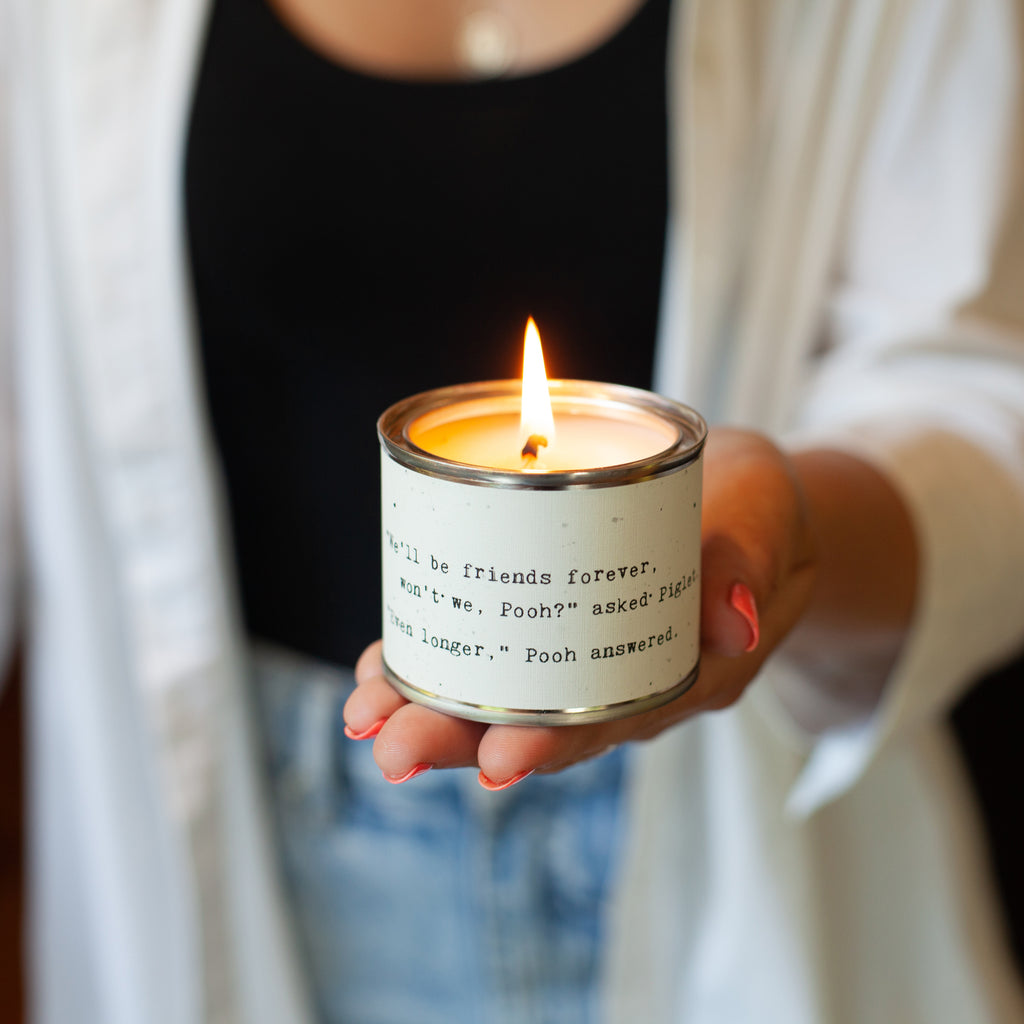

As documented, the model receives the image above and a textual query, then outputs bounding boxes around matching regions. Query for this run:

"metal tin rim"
[378,380,707,490]
[382,657,701,725]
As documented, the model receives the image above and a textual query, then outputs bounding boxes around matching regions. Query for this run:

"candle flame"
[520,317,555,456]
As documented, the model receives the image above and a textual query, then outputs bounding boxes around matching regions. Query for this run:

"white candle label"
[380,453,702,717]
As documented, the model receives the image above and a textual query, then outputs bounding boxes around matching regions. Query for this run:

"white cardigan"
[5,0,1024,1021]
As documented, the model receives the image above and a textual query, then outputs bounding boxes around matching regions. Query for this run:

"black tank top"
[185,0,671,667]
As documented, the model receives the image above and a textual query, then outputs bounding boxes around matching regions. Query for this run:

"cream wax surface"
[409,403,678,471]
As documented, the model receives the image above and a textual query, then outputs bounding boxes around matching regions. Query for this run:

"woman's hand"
[344,427,827,787]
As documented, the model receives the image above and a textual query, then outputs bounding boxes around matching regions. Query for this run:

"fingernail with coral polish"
[729,582,760,653]
[478,769,534,792]
[344,717,387,741]
[383,763,432,784]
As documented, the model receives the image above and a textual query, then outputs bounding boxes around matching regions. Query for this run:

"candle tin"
[378,380,707,725]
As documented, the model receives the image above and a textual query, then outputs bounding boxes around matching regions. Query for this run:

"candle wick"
[521,434,549,459]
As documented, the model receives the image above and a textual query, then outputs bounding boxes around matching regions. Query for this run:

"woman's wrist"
[775,448,920,732]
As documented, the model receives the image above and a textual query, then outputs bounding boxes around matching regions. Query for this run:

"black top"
[185,0,671,667]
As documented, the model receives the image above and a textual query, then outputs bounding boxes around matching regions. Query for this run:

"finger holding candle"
[475,720,611,780]
[354,637,385,685]
[697,428,816,657]
[345,639,408,737]
[347,642,489,772]
[371,700,489,777]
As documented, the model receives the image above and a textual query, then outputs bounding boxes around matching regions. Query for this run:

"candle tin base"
[382,658,701,726]
[378,380,707,726]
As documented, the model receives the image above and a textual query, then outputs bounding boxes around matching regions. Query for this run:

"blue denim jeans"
[251,646,627,1024]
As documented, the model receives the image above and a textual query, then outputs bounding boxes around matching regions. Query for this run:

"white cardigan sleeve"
[0,1,21,682]
[779,0,1024,815]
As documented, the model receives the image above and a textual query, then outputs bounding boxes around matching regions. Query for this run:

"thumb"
[700,533,761,657]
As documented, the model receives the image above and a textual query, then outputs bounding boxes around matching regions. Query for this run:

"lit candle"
[377,319,707,724]
[409,319,676,472]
